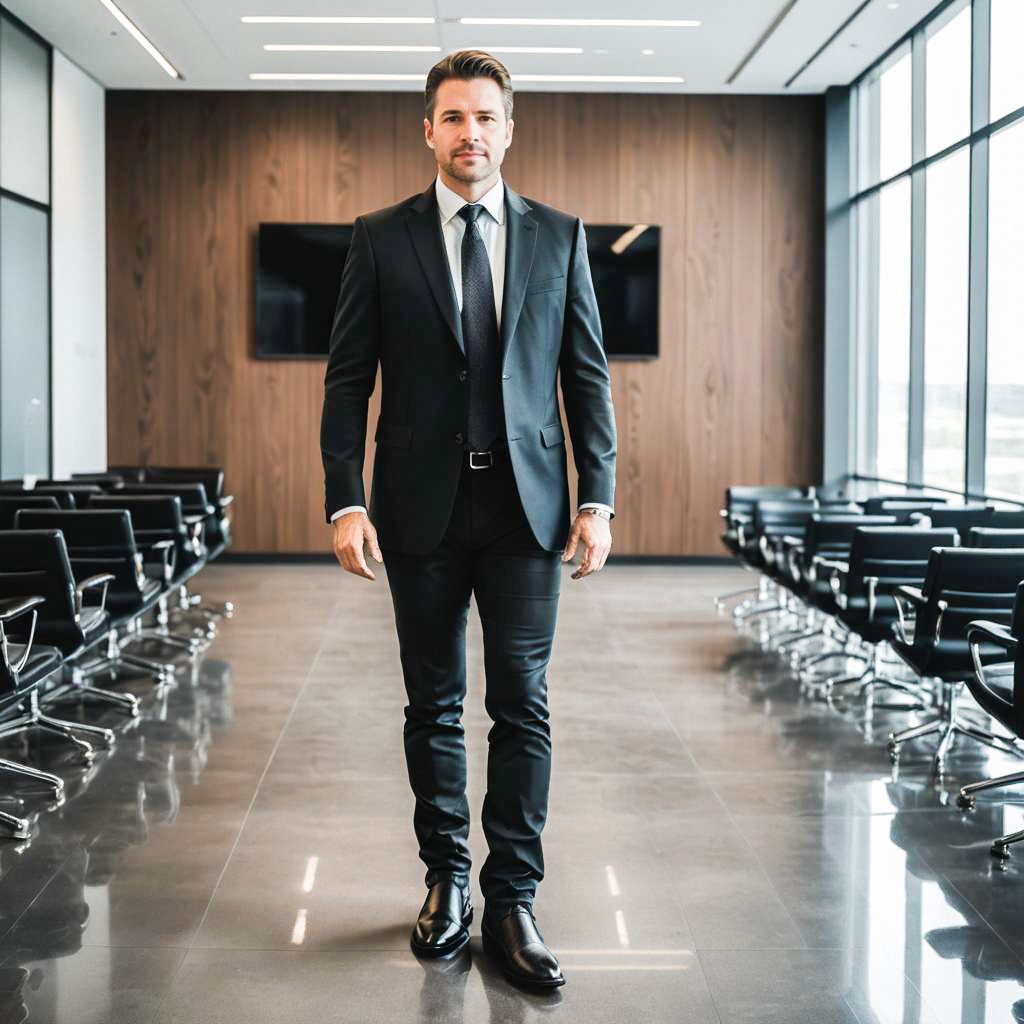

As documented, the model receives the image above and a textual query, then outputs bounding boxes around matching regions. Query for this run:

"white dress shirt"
[331,173,613,523]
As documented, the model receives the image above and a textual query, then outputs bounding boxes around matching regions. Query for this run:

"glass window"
[922,147,970,491]
[0,195,50,477]
[858,49,912,190]
[985,119,1024,497]
[862,179,912,483]
[0,16,49,206]
[926,3,971,157]
[990,0,1024,123]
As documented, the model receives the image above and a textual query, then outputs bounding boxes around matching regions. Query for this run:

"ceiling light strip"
[265,45,442,52]
[242,16,435,24]
[250,73,684,83]
[459,18,700,28]
[725,0,800,85]
[783,0,874,89]
[96,0,181,79]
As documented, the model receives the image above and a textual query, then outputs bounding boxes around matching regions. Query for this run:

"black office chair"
[0,495,59,529]
[13,510,191,687]
[0,595,67,838]
[145,467,233,560]
[815,527,959,705]
[953,583,1024,858]
[968,528,1024,548]
[861,495,951,515]
[989,510,1024,529]
[0,531,120,762]
[909,504,993,543]
[886,547,1024,771]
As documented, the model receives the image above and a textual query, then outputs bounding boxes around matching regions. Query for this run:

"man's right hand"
[332,511,383,580]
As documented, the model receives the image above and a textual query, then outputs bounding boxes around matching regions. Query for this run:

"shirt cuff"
[330,505,367,522]
[578,502,614,519]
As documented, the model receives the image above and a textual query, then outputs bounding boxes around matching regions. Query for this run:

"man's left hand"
[562,512,612,580]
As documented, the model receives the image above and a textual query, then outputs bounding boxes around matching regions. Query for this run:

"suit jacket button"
[454,432,464,445]
[458,370,468,382]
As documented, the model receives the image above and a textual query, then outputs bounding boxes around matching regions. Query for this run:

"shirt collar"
[435,172,506,227]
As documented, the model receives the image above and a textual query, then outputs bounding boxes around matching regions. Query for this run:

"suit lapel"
[405,185,465,356]
[403,180,538,364]
[499,184,537,368]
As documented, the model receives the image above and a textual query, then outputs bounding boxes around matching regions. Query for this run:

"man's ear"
[424,117,435,150]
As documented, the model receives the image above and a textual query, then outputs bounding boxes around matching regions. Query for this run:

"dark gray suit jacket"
[320,180,617,554]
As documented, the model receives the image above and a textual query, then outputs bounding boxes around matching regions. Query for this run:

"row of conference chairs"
[0,465,234,841]
[718,486,1024,860]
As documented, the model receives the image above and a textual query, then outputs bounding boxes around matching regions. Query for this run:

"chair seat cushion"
[5,644,62,690]
[963,660,1022,734]
[79,607,109,646]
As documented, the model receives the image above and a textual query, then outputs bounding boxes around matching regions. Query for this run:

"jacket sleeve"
[320,216,381,523]
[558,217,618,514]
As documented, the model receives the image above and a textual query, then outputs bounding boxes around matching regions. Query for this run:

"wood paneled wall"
[106,90,824,555]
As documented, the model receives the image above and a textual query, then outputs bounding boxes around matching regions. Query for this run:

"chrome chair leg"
[957,768,1024,810]
[0,810,30,840]
[991,826,1024,860]
[33,720,95,763]
[0,757,64,798]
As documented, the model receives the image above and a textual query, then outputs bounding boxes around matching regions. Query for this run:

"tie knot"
[458,203,484,226]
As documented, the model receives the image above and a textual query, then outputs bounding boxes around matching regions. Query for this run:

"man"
[320,50,617,990]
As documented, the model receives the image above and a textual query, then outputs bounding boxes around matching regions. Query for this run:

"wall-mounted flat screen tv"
[254,221,659,360]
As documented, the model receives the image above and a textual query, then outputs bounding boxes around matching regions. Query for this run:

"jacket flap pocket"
[525,274,566,295]
[375,423,413,448]
[540,421,565,448]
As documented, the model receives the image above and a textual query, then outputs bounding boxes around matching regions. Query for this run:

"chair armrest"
[966,620,1018,653]
[894,585,927,607]
[0,595,46,675]
[219,495,234,510]
[892,587,945,646]
[0,595,46,622]
[145,538,178,583]
[75,572,115,617]
[967,620,1018,693]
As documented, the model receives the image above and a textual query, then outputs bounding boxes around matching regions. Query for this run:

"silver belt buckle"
[468,450,493,469]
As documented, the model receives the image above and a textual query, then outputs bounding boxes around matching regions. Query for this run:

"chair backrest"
[0,530,79,632]
[968,528,1024,549]
[86,495,185,535]
[861,495,951,515]
[752,499,818,539]
[13,510,142,603]
[912,505,993,542]
[802,514,898,563]
[117,483,210,516]
[845,527,960,600]
[0,488,76,509]
[146,466,224,504]
[107,465,147,483]
[919,547,1024,644]
[724,486,804,521]
[0,495,59,529]
[989,510,1024,529]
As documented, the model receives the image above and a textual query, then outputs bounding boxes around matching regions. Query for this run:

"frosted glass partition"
[0,196,50,477]
[0,16,49,205]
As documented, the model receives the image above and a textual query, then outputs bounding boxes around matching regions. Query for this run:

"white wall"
[51,50,106,477]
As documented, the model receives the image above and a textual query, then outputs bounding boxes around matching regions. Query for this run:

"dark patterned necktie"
[457,203,503,450]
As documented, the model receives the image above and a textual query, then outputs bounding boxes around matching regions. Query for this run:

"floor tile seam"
[173,605,340,967]
[871,940,948,1024]
[689,947,732,1024]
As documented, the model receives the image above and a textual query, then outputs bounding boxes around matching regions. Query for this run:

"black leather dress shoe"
[410,880,473,959]
[481,904,565,989]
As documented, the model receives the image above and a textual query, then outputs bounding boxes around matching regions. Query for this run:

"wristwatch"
[580,507,612,520]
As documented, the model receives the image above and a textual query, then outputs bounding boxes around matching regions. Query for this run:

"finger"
[562,532,579,562]
[346,545,375,580]
[367,531,383,563]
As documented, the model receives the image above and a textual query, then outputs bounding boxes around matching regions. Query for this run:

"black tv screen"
[254,221,659,360]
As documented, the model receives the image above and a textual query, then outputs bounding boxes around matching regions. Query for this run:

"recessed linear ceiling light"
[241,16,435,23]
[265,44,441,52]
[464,46,585,54]
[250,72,684,83]
[459,18,700,27]
[96,0,181,78]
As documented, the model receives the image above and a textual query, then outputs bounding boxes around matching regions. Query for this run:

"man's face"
[424,77,513,184]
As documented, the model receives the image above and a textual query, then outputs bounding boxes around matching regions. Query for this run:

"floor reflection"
[0,659,232,1023]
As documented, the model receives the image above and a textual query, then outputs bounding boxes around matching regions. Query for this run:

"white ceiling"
[7,0,946,94]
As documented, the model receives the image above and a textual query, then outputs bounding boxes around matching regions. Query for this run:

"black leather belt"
[464,445,509,469]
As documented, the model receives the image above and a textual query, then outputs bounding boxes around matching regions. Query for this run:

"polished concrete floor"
[0,561,1023,1022]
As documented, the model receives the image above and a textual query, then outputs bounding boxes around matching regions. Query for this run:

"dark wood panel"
[106,90,824,554]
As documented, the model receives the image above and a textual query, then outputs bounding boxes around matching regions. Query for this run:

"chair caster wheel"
[992,842,1011,860]
[886,737,900,764]
[956,793,975,811]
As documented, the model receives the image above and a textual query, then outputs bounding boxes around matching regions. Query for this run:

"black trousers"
[381,450,562,912]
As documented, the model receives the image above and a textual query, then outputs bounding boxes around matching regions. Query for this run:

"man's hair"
[424,50,513,123]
